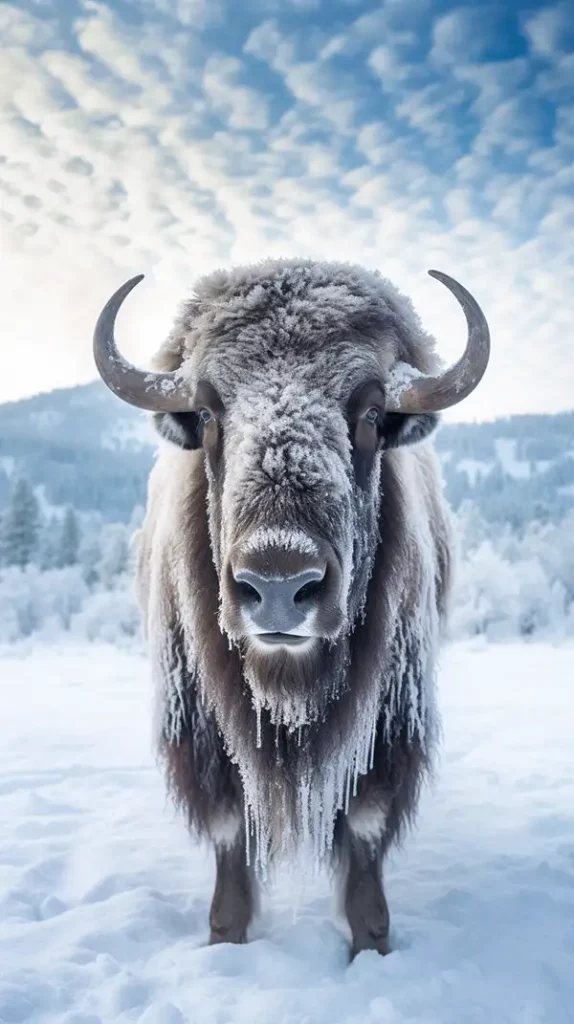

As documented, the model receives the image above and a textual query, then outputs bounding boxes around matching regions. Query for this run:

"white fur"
[242,527,319,557]
[208,810,243,848]
[386,361,426,406]
[347,801,388,843]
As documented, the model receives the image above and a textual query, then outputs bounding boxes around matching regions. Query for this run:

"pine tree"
[79,533,102,588]
[38,515,60,570]
[98,523,130,588]
[58,506,80,567]
[3,478,40,568]
[0,509,7,567]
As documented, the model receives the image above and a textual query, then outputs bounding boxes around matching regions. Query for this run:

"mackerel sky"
[1,0,573,420]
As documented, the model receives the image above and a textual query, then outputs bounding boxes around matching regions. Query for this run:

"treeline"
[451,502,574,640]
[435,414,574,528]
[0,476,143,646]
[0,476,141,585]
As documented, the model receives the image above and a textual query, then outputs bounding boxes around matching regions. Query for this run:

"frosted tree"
[78,532,102,587]
[98,523,130,588]
[454,499,488,554]
[38,515,60,571]
[58,506,80,567]
[3,478,40,568]
[0,510,7,567]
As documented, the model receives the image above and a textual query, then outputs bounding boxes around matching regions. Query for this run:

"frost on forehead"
[219,375,354,559]
[227,375,352,485]
[154,257,438,379]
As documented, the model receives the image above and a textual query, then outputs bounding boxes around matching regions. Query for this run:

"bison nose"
[232,567,326,634]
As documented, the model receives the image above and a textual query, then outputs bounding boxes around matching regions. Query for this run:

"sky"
[1,0,573,422]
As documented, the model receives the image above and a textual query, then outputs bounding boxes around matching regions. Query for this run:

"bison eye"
[364,407,380,425]
[198,408,212,424]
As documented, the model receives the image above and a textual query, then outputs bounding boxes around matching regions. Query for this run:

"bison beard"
[95,258,488,956]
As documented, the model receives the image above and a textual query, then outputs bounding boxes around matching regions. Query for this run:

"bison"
[93,258,489,957]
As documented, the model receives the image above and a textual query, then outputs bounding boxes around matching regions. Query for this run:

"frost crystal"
[386,361,426,406]
[242,527,319,557]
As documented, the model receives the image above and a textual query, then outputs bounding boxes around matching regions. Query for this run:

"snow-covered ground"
[1,641,573,1024]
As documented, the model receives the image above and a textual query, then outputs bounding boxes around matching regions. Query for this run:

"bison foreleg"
[209,832,256,945]
[336,795,391,959]
[342,836,390,958]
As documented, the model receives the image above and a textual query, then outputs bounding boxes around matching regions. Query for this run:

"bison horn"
[386,270,490,414]
[93,275,192,412]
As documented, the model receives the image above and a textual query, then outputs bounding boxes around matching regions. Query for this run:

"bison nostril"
[235,579,262,605]
[294,577,325,605]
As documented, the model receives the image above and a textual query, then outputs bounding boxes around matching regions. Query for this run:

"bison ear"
[380,412,439,450]
[152,411,202,450]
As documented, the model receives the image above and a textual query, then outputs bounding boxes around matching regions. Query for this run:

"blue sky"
[1,0,573,420]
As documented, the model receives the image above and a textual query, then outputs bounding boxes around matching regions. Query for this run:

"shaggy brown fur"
[132,259,455,957]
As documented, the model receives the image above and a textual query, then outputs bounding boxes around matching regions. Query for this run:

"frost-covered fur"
[135,259,453,892]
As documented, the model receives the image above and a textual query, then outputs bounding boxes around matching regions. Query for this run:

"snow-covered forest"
[0,483,142,646]
[0,383,573,646]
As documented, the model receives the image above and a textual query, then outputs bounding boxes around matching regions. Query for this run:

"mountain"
[0,382,155,523]
[0,382,573,527]
[436,412,574,528]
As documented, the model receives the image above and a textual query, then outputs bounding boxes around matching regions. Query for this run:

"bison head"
[93,260,489,720]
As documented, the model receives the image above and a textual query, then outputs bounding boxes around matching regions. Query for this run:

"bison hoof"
[350,932,391,960]
[209,925,248,945]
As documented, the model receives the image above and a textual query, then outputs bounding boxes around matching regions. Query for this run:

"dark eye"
[364,407,380,425]
[198,408,212,424]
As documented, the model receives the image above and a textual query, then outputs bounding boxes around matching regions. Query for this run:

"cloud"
[245,20,357,131]
[203,55,269,130]
[254,0,321,10]
[139,0,221,27]
[523,2,574,57]
[368,44,413,84]
[453,59,531,119]
[431,7,501,64]
[0,0,573,423]
[395,82,470,147]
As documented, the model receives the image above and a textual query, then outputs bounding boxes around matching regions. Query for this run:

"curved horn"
[93,275,192,412]
[386,270,490,413]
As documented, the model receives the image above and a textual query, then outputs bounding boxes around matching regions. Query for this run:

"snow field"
[1,641,573,1023]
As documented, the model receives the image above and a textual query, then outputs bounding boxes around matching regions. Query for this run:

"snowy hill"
[0,383,155,523]
[436,413,574,527]
[0,382,573,526]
